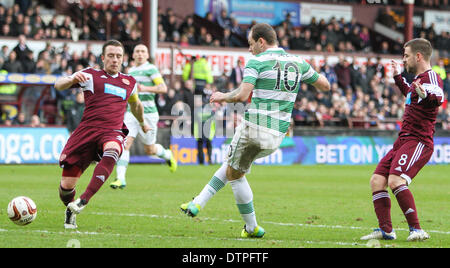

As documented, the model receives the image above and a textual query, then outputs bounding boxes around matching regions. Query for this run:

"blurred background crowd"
[0,0,449,131]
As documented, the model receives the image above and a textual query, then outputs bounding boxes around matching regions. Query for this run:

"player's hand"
[72,71,89,84]
[391,60,402,76]
[137,84,147,92]
[210,92,226,103]
[141,123,151,133]
[412,79,427,99]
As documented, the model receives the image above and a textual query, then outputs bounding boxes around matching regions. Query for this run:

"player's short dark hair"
[250,23,277,45]
[404,38,432,61]
[102,40,124,55]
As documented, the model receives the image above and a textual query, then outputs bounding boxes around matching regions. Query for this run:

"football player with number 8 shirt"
[54,40,150,229]
[361,38,444,242]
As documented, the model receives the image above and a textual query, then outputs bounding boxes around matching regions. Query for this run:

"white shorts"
[124,112,159,145]
[226,123,285,174]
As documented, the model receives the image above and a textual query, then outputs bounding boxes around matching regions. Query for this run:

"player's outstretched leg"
[180,163,228,217]
[229,176,264,238]
[72,148,119,224]
[153,144,177,173]
[111,149,129,189]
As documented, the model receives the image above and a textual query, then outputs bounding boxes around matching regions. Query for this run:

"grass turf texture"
[0,164,448,248]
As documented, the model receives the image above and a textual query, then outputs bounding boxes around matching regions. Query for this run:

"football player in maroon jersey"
[55,40,150,229]
[361,38,444,242]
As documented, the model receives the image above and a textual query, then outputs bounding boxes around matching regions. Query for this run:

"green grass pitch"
[0,164,448,248]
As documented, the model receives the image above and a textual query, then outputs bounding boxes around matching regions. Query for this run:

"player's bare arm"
[210,82,254,103]
[54,71,89,91]
[137,82,168,94]
[128,94,150,133]
[311,74,331,92]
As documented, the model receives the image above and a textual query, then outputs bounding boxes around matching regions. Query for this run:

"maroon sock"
[372,190,392,233]
[59,185,76,207]
[80,149,119,204]
[393,184,421,230]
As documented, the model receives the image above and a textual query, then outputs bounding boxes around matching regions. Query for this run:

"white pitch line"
[0,228,369,247]
[89,211,450,235]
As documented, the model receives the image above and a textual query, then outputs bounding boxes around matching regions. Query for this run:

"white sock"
[229,176,257,233]
[116,149,130,184]
[154,144,171,161]
[193,163,228,208]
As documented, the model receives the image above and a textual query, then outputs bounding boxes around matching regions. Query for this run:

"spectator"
[13,34,32,63]
[205,12,214,23]
[11,12,24,36]
[300,29,315,51]
[349,26,363,50]
[229,58,244,87]
[289,28,303,50]
[179,15,194,36]
[432,58,447,81]
[0,45,9,64]
[280,37,290,50]
[321,62,338,86]
[79,25,92,41]
[12,112,26,125]
[30,114,44,127]
[214,71,229,93]
[2,50,23,73]
[21,50,36,73]
[31,15,45,35]
[325,23,339,49]
[0,5,6,26]
[179,34,189,47]
[216,9,231,29]
[66,90,84,134]
[353,64,371,94]
[1,23,12,36]
[334,56,352,91]
[185,26,197,45]
[197,26,209,46]
[230,18,244,38]
[157,88,178,116]
[379,41,390,54]
[359,26,371,52]
[163,14,178,42]
[221,28,232,47]
[370,57,386,81]
[435,30,449,58]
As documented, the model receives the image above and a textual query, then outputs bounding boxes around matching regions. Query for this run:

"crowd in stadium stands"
[0,1,449,130]
[377,6,449,58]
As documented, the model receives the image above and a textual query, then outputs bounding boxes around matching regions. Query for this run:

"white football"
[7,196,37,225]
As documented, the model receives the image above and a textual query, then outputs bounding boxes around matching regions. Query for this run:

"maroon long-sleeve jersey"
[393,69,444,146]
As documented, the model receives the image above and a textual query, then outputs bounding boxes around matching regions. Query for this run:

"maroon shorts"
[59,125,126,173]
[374,136,433,185]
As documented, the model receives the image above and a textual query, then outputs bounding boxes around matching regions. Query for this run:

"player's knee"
[370,174,387,190]
[61,166,81,189]
[226,166,244,181]
[104,141,122,153]
[387,175,406,190]
[145,144,156,155]
[124,137,134,150]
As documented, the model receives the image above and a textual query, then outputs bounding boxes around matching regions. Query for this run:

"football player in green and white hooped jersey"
[181,23,330,238]
[111,44,177,190]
